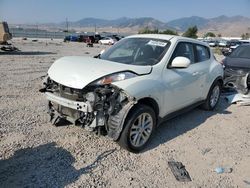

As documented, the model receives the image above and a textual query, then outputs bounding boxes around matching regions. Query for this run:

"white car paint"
[218,40,227,47]
[48,56,151,89]
[99,37,116,45]
[111,34,224,117]
[48,34,223,118]
[44,34,224,151]
[208,41,216,47]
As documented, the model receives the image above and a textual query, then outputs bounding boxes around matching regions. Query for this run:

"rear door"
[191,44,212,99]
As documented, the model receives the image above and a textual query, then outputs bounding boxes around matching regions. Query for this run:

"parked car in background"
[240,40,250,44]
[99,37,117,45]
[40,34,223,152]
[221,40,243,56]
[208,40,218,47]
[94,34,102,43]
[222,44,250,94]
[64,35,79,42]
[109,34,123,41]
[78,35,95,43]
[218,40,228,47]
[228,40,242,50]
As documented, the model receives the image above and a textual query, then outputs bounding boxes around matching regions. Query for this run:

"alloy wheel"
[129,113,153,148]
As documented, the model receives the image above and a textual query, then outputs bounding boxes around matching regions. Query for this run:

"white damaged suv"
[40,34,223,152]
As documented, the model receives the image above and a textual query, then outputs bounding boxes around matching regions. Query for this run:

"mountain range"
[50,15,250,36]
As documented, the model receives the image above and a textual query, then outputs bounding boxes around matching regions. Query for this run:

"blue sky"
[0,0,250,24]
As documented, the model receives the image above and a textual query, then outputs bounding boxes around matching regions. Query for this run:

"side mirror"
[99,49,105,55]
[94,49,105,58]
[171,57,191,68]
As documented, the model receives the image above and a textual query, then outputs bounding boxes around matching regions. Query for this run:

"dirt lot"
[0,38,249,188]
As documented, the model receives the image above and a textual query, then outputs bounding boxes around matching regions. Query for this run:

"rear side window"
[195,45,210,62]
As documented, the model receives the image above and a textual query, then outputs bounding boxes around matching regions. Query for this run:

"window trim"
[194,44,211,63]
[167,41,211,69]
[167,41,195,69]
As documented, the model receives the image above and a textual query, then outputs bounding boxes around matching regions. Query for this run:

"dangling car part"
[224,69,250,94]
[224,70,250,105]
[222,44,250,95]
[40,35,223,152]
[40,76,136,140]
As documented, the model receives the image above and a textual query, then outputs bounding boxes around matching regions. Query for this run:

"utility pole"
[36,23,38,38]
[66,18,69,32]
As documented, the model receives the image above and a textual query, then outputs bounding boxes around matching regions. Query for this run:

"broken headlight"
[91,72,137,85]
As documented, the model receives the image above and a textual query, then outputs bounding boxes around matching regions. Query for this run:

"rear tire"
[118,104,156,153]
[201,81,222,110]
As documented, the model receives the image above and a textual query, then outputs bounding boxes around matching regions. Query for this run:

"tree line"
[138,26,249,39]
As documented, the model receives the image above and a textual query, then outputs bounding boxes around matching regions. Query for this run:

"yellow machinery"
[0,21,18,51]
[0,22,12,44]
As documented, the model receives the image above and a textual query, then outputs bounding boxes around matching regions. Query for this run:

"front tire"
[118,104,156,153]
[201,81,222,110]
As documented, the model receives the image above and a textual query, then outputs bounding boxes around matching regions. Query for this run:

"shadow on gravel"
[0,142,116,188]
[0,51,56,55]
[144,98,232,152]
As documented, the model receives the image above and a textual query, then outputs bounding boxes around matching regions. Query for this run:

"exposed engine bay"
[40,77,136,140]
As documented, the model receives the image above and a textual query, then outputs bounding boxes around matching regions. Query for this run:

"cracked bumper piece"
[45,92,92,112]
[43,82,136,139]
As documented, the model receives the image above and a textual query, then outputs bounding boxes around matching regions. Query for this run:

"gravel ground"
[0,38,249,188]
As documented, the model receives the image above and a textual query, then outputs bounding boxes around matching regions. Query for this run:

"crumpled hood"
[48,56,152,89]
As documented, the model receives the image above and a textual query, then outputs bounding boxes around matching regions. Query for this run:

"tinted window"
[171,42,195,63]
[195,45,210,62]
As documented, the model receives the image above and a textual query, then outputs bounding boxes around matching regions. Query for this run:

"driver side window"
[171,42,195,63]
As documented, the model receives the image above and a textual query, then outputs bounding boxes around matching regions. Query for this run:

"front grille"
[60,85,84,101]
[50,79,85,101]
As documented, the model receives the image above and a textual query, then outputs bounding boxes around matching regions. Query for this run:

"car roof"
[240,43,250,46]
[126,34,209,47]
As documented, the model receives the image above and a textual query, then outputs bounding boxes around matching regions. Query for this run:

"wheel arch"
[205,76,223,98]
[136,97,160,123]
[201,76,223,111]
[212,76,223,88]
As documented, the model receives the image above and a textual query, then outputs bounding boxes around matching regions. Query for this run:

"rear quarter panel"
[204,57,224,97]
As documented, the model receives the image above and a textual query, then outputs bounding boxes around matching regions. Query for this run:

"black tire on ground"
[118,104,156,153]
[201,80,222,111]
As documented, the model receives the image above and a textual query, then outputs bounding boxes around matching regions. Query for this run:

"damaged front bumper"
[224,68,250,94]
[40,77,136,140]
[45,92,92,112]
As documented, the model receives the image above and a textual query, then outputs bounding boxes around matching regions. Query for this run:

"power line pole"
[36,23,38,38]
[66,18,69,32]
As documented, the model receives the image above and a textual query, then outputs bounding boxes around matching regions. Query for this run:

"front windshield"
[229,45,250,59]
[100,37,170,66]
